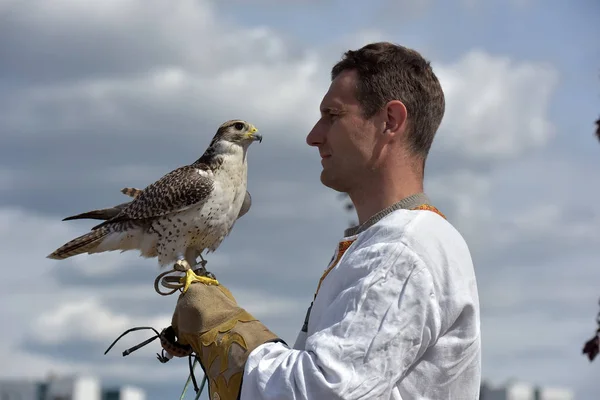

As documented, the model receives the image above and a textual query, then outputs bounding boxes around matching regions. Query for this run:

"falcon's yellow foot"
[179,267,219,293]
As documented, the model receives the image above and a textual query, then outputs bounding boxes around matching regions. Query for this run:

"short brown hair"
[331,42,445,161]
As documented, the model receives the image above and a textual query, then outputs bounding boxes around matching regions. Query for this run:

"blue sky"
[0,0,599,399]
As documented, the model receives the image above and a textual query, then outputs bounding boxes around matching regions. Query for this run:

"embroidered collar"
[343,192,431,237]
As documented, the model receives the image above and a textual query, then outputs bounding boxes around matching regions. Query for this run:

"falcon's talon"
[180,268,219,293]
[192,264,217,281]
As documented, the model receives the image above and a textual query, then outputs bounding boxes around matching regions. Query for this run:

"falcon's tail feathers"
[47,227,110,260]
[62,208,121,222]
[61,187,141,222]
[62,202,132,223]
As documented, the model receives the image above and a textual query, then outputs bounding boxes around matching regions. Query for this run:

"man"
[162,42,481,400]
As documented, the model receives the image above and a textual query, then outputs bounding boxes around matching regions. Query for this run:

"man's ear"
[383,100,408,137]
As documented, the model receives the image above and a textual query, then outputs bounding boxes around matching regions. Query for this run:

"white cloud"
[1,0,597,398]
[1,0,328,140]
[426,163,600,268]
[0,207,73,270]
[492,203,600,249]
[0,0,559,166]
[31,298,171,345]
[3,58,325,140]
[250,180,343,221]
[426,169,494,235]
[435,50,559,160]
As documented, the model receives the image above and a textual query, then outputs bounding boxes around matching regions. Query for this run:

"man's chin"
[319,172,346,192]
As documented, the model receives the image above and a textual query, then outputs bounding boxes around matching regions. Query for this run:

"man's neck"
[344,192,430,237]
[350,173,423,224]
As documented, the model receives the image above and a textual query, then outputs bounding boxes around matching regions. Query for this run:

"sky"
[0,0,599,399]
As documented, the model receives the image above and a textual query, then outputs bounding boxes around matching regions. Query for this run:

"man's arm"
[164,243,441,400]
[240,248,442,400]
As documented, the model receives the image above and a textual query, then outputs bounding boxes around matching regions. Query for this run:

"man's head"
[306,42,445,194]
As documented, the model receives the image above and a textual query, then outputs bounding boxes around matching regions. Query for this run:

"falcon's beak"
[245,125,262,143]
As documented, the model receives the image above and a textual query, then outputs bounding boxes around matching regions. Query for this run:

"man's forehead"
[320,93,343,110]
[320,70,359,109]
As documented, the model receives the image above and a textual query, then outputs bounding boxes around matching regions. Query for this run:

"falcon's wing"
[94,165,214,229]
[121,187,143,198]
[237,190,252,219]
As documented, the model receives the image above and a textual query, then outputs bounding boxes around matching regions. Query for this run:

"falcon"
[47,119,262,287]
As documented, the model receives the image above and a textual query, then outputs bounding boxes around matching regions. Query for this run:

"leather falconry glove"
[159,268,281,400]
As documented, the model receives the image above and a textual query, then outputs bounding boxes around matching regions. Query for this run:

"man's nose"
[306,121,324,147]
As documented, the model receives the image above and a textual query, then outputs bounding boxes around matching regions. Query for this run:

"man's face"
[306,69,382,193]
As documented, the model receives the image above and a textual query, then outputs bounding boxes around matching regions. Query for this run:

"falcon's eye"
[234,122,245,131]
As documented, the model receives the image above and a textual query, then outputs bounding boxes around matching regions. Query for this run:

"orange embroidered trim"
[314,239,355,299]
[313,204,445,299]
[412,204,446,220]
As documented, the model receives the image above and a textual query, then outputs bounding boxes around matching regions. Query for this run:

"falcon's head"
[195,119,262,168]
[214,119,262,146]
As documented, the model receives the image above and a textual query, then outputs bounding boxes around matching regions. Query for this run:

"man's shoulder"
[359,207,465,247]
[356,208,474,273]
[407,208,471,255]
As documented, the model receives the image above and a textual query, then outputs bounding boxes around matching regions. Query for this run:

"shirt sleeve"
[240,243,442,400]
